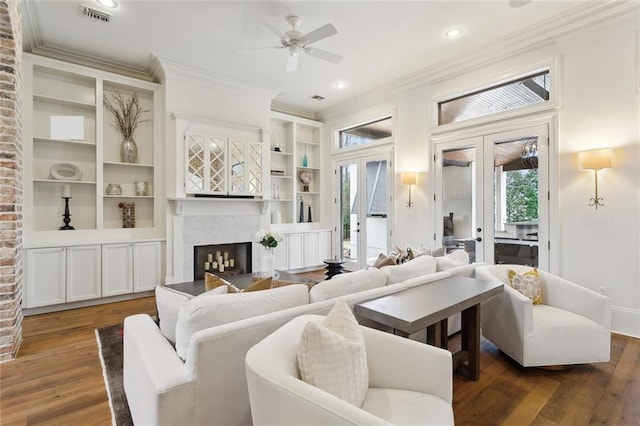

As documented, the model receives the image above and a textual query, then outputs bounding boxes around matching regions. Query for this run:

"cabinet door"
[229,140,263,196]
[316,231,332,265]
[273,239,288,271]
[287,233,304,270]
[66,245,101,302]
[25,248,66,308]
[185,132,226,195]
[303,232,318,268]
[102,244,133,297]
[133,241,161,292]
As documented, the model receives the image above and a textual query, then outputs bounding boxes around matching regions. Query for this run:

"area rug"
[95,324,133,426]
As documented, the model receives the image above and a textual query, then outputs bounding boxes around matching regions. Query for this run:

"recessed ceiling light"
[444,27,463,39]
[96,0,118,9]
[332,80,348,90]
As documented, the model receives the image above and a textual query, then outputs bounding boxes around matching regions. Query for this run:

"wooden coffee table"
[355,275,503,381]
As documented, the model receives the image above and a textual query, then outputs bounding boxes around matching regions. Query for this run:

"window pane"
[340,117,392,148]
[439,71,550,125]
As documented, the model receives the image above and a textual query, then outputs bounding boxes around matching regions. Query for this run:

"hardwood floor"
[1,275,638,425]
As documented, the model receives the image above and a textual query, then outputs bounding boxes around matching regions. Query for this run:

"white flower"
[255,230,267,242]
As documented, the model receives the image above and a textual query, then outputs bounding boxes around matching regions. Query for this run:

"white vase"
[260,247,275,277]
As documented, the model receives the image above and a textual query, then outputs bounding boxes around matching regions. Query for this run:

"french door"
[336,151,393,271]
[434,124,549,270]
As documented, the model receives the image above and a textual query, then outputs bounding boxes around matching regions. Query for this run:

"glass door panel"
[436,137,483,262]
[337,152,392,271]
[339,161,359,271]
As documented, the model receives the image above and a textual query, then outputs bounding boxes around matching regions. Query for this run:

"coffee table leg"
[457,303,481,380]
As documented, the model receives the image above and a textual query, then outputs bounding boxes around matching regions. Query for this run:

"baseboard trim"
[611,306,640,338]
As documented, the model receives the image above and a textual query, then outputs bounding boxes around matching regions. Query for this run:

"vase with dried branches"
[103,89,151,163]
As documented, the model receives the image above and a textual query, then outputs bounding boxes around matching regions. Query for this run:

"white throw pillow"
[308,268,387,303]
[381,255,437,285]
[175,284,309,360]
[435,250,470,271]
[297,300,368,407]
[155,286,196,344]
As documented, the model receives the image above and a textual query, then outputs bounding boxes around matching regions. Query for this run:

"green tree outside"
[506,169,538,222]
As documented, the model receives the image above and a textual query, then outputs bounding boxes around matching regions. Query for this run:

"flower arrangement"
[103,89,151,138]
[255,229,283,249]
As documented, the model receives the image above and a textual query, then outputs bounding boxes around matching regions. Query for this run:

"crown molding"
[318,1,639,121]
[270,102,317,121]
[155,56,277,101]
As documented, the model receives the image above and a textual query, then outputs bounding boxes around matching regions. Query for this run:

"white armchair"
[246,314,454,425]
[476,264,611,367]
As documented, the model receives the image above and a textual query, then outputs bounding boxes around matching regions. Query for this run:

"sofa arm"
[123,314,196,426]
[539,271,611,330]
[362,326,453,404]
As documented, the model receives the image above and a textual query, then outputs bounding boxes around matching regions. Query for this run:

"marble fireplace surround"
[168,198,270,283]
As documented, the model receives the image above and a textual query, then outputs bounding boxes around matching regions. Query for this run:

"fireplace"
[193,242,252,281]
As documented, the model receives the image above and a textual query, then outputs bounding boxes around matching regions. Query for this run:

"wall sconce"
[578,148,612,210]
[400,172,417,208]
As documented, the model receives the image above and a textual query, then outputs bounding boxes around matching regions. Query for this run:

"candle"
[212,261,218,270]
[219,263,225,273]
[229,259,235,268]
[218,255,223,265]
[62,184,71,198]
[224,260,229,268]
[216,251,221,259]
[207,253,213,263]
[204,261,210,271]
[224,252,229,261]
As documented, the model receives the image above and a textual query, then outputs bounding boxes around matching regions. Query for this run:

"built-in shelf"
[297,140,320,146]
[104,195,154,199]
[103,161,154,168]
[297,191,320,195]
[270,175,293,179]
[34,137,96,147]
[270,151,293,156]
[33,94,96,110]
[33,179,96,185]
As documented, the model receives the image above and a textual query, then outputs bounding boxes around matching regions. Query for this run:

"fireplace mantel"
[168,197,270,216]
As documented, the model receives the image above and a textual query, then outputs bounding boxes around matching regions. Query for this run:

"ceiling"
[23,1,586,114]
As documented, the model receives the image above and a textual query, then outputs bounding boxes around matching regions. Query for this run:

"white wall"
[319,13,640,336]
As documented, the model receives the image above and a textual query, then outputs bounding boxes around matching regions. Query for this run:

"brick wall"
[0,0,23,362]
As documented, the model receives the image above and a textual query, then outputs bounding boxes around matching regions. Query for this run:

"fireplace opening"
[193,242,252,281]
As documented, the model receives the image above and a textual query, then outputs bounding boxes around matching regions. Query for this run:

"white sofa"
[246,314,454,425]
[475,264,611,367]
[123,253,475,426]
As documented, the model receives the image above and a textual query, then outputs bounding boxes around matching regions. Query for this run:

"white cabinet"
[185,131,263,197]
[287,233,304,270]
[102,243,134,297]
[66,245,101,302]
[133,241,162,292]
[26,247,66,308]
[278,230,331,271]
[316,230,331,265]
[25,245,101,308]
[303,232,318,267]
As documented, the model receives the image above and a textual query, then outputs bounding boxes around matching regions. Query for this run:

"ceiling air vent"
[311,95,325,101]
[81,5,111,23]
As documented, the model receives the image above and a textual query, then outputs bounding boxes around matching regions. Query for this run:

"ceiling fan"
[246,15,343,72]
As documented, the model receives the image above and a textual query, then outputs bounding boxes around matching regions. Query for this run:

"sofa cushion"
[435,250,469,271]
[309,268,387,303]
[155,285,227,345]
[508,268,542,304]
[175,284,309,360]
[362,388,454,425]
[297,301,368,407]
[381,255,437,285]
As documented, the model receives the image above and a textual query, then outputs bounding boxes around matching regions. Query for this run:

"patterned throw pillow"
[297,300,369,407]
[507,268,542,304]
[389,245,414,264]
[242,276,273,292]
[205,272,239,293]
[372,253,396,268]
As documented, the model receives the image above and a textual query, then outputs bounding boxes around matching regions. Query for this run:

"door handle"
[476,237,482,242]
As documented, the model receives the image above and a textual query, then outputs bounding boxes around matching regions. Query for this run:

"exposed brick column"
[0,0,23,362]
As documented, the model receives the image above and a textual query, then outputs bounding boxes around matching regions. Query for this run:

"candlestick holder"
[59,197,75,230]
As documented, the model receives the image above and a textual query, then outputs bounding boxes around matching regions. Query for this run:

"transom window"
[339,116,392,149]
[438,70,550,125]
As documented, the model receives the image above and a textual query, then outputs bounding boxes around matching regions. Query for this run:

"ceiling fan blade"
[262,19,286,39]
[235,46,283,53]
[302,23,337,45]
[286,52,300,72]
[304,47,342,64]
